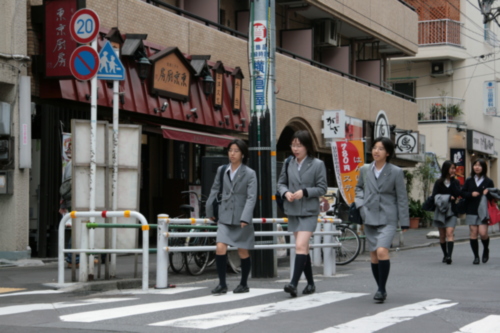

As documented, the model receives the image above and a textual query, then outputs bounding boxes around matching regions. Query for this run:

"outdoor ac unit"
[315,20,339,47]
[431,61,454,77]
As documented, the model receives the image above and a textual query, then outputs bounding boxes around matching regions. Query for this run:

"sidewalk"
[1,224,499,293]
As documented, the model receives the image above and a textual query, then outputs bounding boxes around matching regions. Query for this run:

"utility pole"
[248,0,277,277]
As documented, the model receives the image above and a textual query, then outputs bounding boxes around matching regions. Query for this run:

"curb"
[46,278,147,293]
[392,234,500,252]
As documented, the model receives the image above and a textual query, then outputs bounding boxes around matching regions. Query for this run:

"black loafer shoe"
[373,291,387,302]
[482,250,489,263]
[302,284,316,295]
[473,257,480,265]
[446,257,452,265]
[211,285,228,295]
[233,285,249,293]
[442,256,447,263]
[284,284,297,297]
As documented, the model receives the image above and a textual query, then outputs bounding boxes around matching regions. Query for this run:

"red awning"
[161,125,235,147]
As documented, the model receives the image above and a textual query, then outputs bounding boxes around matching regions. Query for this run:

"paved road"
[1,237,499,332]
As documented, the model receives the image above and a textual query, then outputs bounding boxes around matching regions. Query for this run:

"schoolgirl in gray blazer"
[355,137,409,303]
[206,139,257,295]
[278,130,327,298]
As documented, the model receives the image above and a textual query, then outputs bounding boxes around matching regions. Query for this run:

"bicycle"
[325,192,361,265]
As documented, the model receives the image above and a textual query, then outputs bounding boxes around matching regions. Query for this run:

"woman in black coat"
[460,159,495,264]
[431,160,461,264]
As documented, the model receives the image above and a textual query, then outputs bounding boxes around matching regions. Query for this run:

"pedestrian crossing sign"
[97,40,125,81]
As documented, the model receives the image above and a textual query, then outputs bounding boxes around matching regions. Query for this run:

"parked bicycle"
[326,192,362,265]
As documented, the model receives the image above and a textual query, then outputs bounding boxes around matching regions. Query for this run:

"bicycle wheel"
[336,226,361,265]
[184,238,210,276]
[169,237,185,273]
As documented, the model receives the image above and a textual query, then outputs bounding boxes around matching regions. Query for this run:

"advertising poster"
[61,132,72,181]
[451,148,466,185]
[331,141,365,205]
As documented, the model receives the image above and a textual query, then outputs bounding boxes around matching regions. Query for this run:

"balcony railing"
[418,19,463,47]
[416,96,465,123]
[485,29,500,47]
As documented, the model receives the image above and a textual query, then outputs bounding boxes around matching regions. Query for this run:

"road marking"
[150,291,368,329]
[0,288,26,294]
[0,298,136,316]
[60,288,281,323]
[314,298,458,333]
[0,290,65,298]
[100,287,205,295]
[454,315,500,333]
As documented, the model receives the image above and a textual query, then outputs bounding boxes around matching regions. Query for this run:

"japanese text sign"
[322,110,346,139]
[331,140,364,205]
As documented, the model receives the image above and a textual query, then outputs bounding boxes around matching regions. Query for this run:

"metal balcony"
[416,96,465,123]
[418,19,463,47]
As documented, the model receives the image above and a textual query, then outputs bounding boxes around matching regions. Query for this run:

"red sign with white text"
[332,141,365,205]
[44,0,78,78]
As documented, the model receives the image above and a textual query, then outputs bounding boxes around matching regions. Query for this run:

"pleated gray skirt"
[216,223,255,249]
[433,216,457,228]
[465,214,489,226]
[364,224,397,252]
[287,215,318,233]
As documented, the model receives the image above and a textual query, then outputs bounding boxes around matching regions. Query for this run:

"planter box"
[409,217,420,229]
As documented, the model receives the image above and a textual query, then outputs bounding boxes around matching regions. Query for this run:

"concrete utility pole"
[248,0,277,277]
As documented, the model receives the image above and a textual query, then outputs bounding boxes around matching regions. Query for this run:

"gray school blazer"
[354,163,409,228]
[206,164,257,225]
[277,157,327,216]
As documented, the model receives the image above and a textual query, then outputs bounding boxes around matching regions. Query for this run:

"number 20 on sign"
[70,9,100,44]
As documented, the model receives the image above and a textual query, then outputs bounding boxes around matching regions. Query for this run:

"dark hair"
[470,158,487,177]
[227,139,248,164]
[291,130,314,157]
[438,160,455,184]
[372,137,395,162]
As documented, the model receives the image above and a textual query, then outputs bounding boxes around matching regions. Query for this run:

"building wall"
[86,0,417,150]
[0,0,30,259]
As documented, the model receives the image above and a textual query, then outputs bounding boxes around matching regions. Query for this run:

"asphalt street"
[0,226,499,332]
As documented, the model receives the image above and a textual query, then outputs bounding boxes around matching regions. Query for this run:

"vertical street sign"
[97,41,125,80]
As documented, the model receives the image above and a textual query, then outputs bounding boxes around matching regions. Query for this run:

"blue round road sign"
[70,46,99,81]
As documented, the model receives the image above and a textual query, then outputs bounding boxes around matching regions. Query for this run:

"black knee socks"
[291,254,308,287]
[482,238,490,255]
[440,242,447,257]
[240,257,251,287]
[470,239,479,258]
[215,254,227,287]
[378,260,390,293]
[303,254,314,285]
[371,263,379,287]
[447,242,454,258]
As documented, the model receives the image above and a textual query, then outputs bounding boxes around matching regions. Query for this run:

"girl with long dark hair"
[460,159,494,264]
[431,160,461,264]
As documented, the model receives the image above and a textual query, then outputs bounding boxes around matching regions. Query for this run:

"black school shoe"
[233,285,249,293]
[373,291,387,302]
[284,284,297,297]
[211,285,228,295]
[302,284,316,295]
[473,257,480,265]
[482,249,489,263]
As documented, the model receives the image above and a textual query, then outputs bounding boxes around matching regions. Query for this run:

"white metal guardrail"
[58,211,150,291]
[156,215,342,289]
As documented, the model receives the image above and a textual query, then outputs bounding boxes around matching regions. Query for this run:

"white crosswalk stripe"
[454,315,500,333]
[60,288,281,323]
[313,298,458,333]
[150,291,367,329]
[0,298,136,316]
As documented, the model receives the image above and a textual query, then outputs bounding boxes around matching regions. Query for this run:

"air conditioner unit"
[315,20,339,47]
[431,61,454,77]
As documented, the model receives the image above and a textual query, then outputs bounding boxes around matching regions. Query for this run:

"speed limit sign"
[70,9,100,44]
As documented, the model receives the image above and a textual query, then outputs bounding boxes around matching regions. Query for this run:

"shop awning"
[161,126,235,147]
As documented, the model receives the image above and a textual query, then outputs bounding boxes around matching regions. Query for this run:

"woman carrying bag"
[460,159,494,265]
[355,137,409,303]
[278,130,327,297]
[431,160,461,265]
[206,139,257,295]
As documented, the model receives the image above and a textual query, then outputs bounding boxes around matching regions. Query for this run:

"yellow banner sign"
[331,141,365,205]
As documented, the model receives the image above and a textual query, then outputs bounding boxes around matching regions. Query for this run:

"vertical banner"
[251,20,268,114]
[331,141,365,205]
[451,148,466,185]
[483,81,497,116]
[61,132,72,181]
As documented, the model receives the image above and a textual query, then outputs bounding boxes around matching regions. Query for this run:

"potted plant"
[429,103,445,120]
[446,104,463,119]
[409,199,426,228]
[418,112,426,121]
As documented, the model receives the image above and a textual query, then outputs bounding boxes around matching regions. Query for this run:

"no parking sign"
[69,46,99,81]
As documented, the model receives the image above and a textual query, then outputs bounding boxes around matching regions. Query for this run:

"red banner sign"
[45,0,78,78]
[331,141,365,205]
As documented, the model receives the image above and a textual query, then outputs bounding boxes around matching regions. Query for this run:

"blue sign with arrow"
[97,41,125,81]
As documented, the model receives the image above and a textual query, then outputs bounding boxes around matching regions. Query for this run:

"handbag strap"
[284,156,293,186]
[218,164,229,198]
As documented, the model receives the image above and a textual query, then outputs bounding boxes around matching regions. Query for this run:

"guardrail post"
[313,222,322,266]
[79,219,89,282]
[58,214,70,285]
[289,234,295,280]
[156,214,169,289]
[323,222,333,276]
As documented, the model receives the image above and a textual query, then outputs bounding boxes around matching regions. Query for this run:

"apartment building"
[391,0,500,187]
[0,0,418,259]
